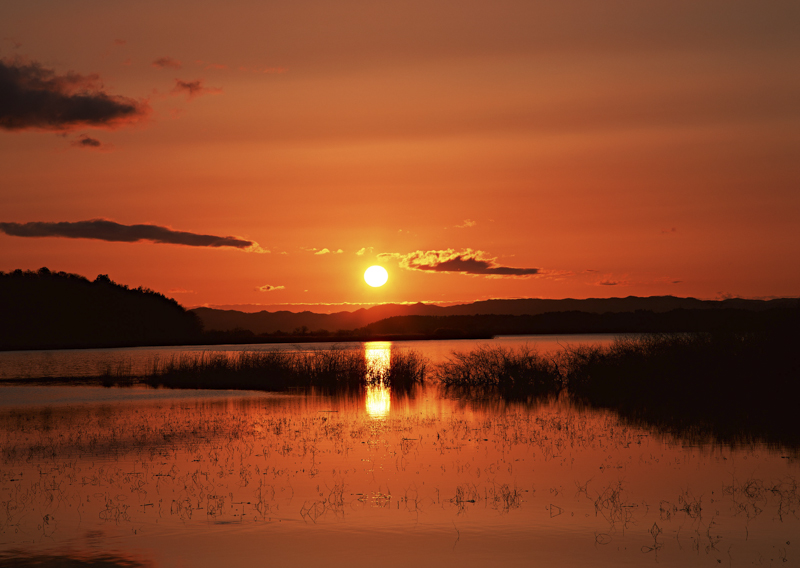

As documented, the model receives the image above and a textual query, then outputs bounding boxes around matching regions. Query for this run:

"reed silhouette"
[435,306,799,445]
[140,348,426,392]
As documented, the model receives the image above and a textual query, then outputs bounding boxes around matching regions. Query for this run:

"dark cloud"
[598,280,620,286]
[172,79,222,100]
[71,134,102,148]
[0,58,148,131]
[379,249,540,277]
[257,284,285,292]
[152,56,182,69]
[0,219,264,251]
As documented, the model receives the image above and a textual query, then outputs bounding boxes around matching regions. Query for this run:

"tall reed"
[144,348,426,391]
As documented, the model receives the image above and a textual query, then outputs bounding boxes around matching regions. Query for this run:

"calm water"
[0,338,797,567]
[0,334,620,381]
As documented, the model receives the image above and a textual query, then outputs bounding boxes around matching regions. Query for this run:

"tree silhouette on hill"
[0,268,202,350]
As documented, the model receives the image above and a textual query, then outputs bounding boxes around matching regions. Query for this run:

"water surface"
[0,338,796,567]
[0,334,619,380]
[0,386,797,567]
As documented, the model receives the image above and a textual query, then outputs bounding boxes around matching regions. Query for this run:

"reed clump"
[436,329,800,445]
[383,349,428,392]
[435,344,561,399]
[144,348,426,391]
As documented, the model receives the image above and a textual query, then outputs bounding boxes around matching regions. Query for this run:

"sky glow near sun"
[0,0,798,310]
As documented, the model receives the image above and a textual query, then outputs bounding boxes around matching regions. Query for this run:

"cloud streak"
[0,219,263,251]
[0,57,148,131]
[152,56,182,69]
[70,134,107,150]
[172,79,222,100]
[379,249,540,277]
[257,284,285,292]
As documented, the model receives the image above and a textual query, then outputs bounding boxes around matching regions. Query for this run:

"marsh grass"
[383,349,428,392]
[435,345,560,400]
[436,330,800,445]
[142,348,426,391]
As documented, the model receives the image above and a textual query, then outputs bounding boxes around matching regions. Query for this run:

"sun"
[364,265,388,287]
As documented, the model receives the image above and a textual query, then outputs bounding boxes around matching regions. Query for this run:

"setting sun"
[364,266,388,287]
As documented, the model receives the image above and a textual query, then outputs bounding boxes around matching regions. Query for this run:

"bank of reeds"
[435,345,560,399]
[435,330,800,445]
[142,348,426,391]
[384,349,428,392]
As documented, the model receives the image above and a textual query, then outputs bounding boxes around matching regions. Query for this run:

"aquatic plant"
[436,326,800,445]
[435,344,561,399]
[143,347,426,391]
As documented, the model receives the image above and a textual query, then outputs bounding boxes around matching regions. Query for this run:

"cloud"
[257,284,285,292]
[196,60,228,71]
[314,248,343,255]
[70,134,107,150]
[356,247,374,256]
[456,219,476,228]
[172,79,222,100]
[0,219,265,251]
[152,56,182,70]
[0,57,148,131]
[168,288,194,294]
[237,65,287,74]
[594,274,630,286]
[379,249,540,277]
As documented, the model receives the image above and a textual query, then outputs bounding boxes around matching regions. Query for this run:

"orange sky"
[1,0,798,312]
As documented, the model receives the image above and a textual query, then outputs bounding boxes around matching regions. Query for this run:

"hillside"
[0,268,202,350]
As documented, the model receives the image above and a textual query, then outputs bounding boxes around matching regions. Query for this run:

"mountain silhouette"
[191,296,797,335]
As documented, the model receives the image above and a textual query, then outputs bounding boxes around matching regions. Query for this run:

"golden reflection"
[365,342,392,418]
[365,381,391,418]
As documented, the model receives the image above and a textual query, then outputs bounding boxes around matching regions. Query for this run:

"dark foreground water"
[0,338,797,567]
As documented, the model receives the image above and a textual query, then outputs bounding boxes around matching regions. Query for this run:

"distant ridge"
[191,296,798,334]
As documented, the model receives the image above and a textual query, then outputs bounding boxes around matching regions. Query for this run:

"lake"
[0,334,620,382]
[0,336,797,567]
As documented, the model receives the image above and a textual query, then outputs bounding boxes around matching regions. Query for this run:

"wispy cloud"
[237,65,287,74]
[593,274,630,286]
[314,248,343,255]
[257,284,285,292]
[171,79,222,100]
[70,134,109,150]
[0,219,265,252]
[152,56,182,70]
[0,57,148,131]
[379,249,540,277]
[455,219,476,228]
[356,247,374,256]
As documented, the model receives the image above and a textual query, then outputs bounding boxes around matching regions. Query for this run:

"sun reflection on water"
[365,342,391,418]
